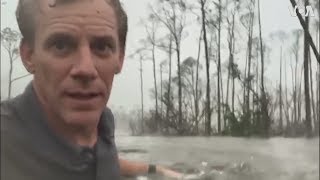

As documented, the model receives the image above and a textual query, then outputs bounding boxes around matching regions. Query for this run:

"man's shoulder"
[1,99,16,120]
[99,107,116,139]
[104,107,115,127]
[104,107,114,119]
[0,97,23,133]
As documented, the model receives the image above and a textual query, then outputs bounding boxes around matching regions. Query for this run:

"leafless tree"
[1,27,31,99]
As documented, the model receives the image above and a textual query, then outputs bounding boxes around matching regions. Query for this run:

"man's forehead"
[33,0,118,34]
[34,0,117,26]
[37,0,113,14]
[45,0,112,7]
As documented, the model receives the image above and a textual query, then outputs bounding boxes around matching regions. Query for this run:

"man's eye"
[91,40,113,56]
[55,40,67,50]
[51,39,74,55]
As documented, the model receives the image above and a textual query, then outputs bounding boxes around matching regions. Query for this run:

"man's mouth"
[66,92,101,100]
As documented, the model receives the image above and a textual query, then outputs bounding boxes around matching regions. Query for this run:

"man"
[0,0,182,179]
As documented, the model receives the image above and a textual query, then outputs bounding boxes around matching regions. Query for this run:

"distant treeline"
[127,0,320,137]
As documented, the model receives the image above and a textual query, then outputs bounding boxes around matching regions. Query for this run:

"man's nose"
[70,46,98,82]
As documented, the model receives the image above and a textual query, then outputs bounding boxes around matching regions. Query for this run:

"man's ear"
[115,51,125,74]
[20,39,35,74]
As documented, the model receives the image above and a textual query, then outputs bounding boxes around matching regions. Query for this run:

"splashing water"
[132,160,318,180]
[118,136,319,180]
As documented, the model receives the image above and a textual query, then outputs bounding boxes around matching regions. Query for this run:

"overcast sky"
[1,0,318,111]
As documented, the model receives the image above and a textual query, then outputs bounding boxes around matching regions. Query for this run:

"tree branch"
[289,0,320,64]
[11,74,31,83]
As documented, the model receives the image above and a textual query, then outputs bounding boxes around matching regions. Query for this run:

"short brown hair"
[16,0,128,51]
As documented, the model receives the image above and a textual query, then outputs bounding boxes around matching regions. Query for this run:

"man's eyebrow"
[92,35,115,41]
[45,32,76,43]
[91,35,117,46]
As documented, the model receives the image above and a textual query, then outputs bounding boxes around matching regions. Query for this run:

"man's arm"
[119,158,148,177]
[119,157,183,179]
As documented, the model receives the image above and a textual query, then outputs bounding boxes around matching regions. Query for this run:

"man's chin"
[63,110,102,126]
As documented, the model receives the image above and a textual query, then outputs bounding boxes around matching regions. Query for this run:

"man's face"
[21,0,124,126]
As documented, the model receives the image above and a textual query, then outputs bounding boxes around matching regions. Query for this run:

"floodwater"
[116,135,319,180]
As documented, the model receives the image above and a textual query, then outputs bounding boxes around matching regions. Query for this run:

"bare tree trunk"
[231,43,236,114]
[303,0,312,137]
[316,64,320,135]
[258,0,269,136]
[317,28,320,134]
[217,0,222,134]
[8,51,13,99]
[144,21,160,130]
[255,46,259,110]
[279,46,283,132]
[195,29,202,134]
[295,64,298,125]
[298,67,303,124]
[293,31,301,125]
[166,35,173,124]
[160,64,163,120]
[285,57,290,133]
[226,58,231,110]
[171,6,183,132]
[230,0,237,116]
[201,0,211,135]
[309,52,316,132]
[246,14,254,116]
[176,39,183,132]
[139,57,144,133]
[225,7,236,130]
[242,1,255,122]
[291,59,297,126]
[151,32,159,130]
[243,46,248,113]
[232,73,236,114]
[316,15,320,134]
[314,12,320,135]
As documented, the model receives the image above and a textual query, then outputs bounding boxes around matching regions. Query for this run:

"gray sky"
[1,0,318,111]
